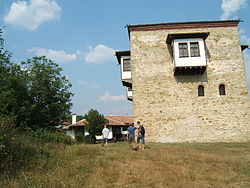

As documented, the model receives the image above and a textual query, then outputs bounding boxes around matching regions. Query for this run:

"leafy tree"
[0,29,73,129]
[64,114,72,123]
[64,114,84,123]
[76,115,84,122]
[0,29,30,127]
[20,56,73,129]
[84,109,108,144]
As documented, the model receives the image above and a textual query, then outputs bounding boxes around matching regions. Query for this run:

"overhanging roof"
[62,116,133,130]
[241,45,249,51]
[115,51,130,64]
[127,20,240,32]
[127,20,240,38]
[166,32,210,44]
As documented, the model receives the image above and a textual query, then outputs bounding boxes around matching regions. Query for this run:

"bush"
[75,134,85,143]
[83,135,93,144]
[0,117,74,178]
[33,128,72,144]
[0,117,37,177]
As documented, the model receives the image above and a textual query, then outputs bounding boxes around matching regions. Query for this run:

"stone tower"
[116,20,250,142]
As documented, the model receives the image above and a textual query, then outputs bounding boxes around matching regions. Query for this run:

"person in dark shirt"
[136,121,145,150]
[127,123,137,149]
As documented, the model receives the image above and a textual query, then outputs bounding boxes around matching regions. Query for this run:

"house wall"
[65,129,75,139]
[130,26,250,142]
[96,126,113,140]
[66,127,113,140]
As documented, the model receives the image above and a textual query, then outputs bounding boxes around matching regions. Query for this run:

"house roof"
[166,32,210,44]
[105,116,133,126]
[115,51,130,64]
[241,45,249,51]
[127,20,240,33]
[62,121,71,125]
[62,119,87,130]
[62,116,133,130]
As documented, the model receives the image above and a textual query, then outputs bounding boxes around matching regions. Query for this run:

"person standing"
[127,123,137,150]
[102,125,109,146]
[137,121,145,150]
[135,123,139,143]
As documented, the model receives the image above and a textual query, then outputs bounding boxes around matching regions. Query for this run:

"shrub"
[75,134,96,144]
[33,128,72,144]
[75,134,85,143]
[0,117,37,177]
[79,135,92,144]
[0,116,74,180]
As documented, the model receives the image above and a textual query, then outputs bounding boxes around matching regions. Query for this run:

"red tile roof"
[62,116,133,130]
[105,116,133,126]
[62,121,71,125]
[62,119,87,130]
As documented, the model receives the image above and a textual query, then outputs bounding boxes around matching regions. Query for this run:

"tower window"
[179,43,188,58]
[190,42,200,57]
[219,84,226,95]
[123,59,131,71]
[198,85,205,96]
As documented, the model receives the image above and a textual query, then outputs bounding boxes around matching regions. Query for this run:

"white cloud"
[92,83,101,88]
[78,80,88,86]
[78,80,101,88]
[4,0,61,30]
[100,92,126,101]
[84,44,115,63]
[105,105,132,116]
[220,0,247,20]
[27,47,77,62]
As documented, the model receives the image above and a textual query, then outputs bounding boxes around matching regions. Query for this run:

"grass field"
[1,142,250,188]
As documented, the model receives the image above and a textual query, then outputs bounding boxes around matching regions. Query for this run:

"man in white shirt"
[102,125,109,146]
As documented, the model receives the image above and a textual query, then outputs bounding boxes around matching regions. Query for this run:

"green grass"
[1,142,250,188]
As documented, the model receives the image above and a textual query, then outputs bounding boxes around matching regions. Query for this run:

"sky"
[0,0,250,116]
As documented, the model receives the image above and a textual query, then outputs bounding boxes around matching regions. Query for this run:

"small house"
[62,115,133,140]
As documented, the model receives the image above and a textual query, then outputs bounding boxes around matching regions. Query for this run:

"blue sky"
[1,0,250,116]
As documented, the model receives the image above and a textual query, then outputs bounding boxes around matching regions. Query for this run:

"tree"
[0,29,73,129]
[0,29,30,127]
[64,114,84,123]
[21,56,73,129]
[84,109,108,144]
[76,115,84,122]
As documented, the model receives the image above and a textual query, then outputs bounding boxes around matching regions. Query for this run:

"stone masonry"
[128,21,250,142]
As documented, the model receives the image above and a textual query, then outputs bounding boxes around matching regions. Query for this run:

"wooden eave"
[241,45,249,51]
[127,97,133,102]
[122,81,132,88]
[127,20,240,34]
[174,66,206,76]
[166,32,210,44]
[115,51,130,64]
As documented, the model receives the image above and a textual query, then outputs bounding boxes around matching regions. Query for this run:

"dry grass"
[1,142,250,188]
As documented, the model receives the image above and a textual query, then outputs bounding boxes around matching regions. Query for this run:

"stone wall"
[130,26,250,142]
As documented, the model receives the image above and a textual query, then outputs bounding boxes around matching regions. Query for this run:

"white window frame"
[120,56,131,80]
[172,38,206,67]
